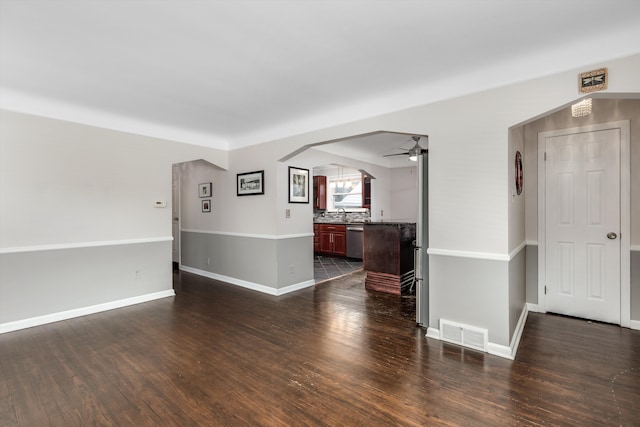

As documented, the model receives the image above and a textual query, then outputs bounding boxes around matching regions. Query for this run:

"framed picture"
[237,170,265,196]
[288,166,309,203]
[202,199,211,212]
[579,67,607,93]
[199,182,212,198]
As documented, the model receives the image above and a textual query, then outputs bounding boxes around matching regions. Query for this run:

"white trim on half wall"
[0,236,173,254]
[181,228,313,240]
[180,265,315,296]
[0,290,175,334]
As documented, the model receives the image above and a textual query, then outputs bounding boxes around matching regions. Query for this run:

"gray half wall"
[0,241,173,325]
[180,231,313,290]
[429,254,510,346]
[509,247,527,339]
[631,250,640,321]
[525,244,538,305]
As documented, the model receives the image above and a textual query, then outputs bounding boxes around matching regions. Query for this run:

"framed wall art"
[199,182,212,198]
[237,170,264,196]
[202,199,211,212]
[288,166,309,203]
[579,67,607,93]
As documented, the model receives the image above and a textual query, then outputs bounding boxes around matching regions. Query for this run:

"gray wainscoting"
[180,231,313,291]
[429,254,512,347]
[525,244,538,305]
[509,247,527,339]
[0,240,173,327]
[632,250,640,321]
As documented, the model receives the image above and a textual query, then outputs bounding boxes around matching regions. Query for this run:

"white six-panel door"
[544,128,621,324]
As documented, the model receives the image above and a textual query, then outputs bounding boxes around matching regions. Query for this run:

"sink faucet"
[337,208,347,221]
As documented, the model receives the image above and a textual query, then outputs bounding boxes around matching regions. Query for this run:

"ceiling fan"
[383,135,428,161]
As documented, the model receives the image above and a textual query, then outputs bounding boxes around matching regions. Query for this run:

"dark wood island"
[363,222,416,295]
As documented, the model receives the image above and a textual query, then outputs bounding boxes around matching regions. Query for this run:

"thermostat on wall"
[154,200,167,208]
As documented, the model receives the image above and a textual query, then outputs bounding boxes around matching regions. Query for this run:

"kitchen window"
[327,172,362,210]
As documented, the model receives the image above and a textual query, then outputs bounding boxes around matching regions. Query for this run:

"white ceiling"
[313,132,427,169]
[1,0,639,159]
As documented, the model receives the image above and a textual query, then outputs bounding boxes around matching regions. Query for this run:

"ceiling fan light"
[408,144,421,161]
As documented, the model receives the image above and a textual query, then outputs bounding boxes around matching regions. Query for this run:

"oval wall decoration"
[515,151,523,195]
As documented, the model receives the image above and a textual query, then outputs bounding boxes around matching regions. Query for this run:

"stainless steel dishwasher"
[346,225,363,259]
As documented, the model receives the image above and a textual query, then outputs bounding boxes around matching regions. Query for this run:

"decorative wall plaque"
[579,68,607,93]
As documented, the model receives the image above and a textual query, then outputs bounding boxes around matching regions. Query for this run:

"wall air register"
[440,319,488,352]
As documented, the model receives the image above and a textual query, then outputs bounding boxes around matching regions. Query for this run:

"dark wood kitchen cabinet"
[313,223,320,253]
[313,175,327,210]
[362,174,371,209]
[318,224,346,256]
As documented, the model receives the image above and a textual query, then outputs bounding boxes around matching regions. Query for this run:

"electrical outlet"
[135,267,142,279]
[289,265,295,274]
[207,257,210,265]
[380,209,384,216]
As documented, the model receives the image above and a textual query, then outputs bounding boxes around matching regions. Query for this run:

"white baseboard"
[0,289,175,334]
[526,303,543,313]
[630,320,640,331]
[501,304,529,360]
[426,327,440,340]
[180,265,314,296]
[423,304,529,361]
[486,342,514,359]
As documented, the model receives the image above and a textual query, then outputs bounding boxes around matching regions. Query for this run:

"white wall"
[0,110,227,329]
[390,166,418,222]
[178,159,224,232]
[508,126,526,253]
[254,54,640,351]
[0,110,227,248]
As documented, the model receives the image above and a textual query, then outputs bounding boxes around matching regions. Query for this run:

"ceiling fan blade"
[383,152,409,157]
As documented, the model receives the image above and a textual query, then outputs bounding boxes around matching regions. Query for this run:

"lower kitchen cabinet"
[313,223,320,252]
[317,224,346,256]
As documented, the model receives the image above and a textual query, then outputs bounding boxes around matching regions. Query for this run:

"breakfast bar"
[363,222,416,295]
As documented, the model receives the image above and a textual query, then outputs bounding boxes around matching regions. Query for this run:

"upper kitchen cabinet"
[362,174,371,209]
[313,175,327,210]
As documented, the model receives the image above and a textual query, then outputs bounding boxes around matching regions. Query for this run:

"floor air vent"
[440,320,488,352]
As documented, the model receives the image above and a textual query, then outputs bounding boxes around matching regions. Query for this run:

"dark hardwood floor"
[1,270,638,426]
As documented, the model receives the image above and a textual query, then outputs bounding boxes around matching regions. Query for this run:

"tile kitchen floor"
[314,255,362,282]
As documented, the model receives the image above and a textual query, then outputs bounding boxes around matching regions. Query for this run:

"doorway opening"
[283,130,429,326]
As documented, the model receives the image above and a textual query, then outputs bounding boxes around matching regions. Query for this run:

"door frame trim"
[172,163,182,266]
[537,120,630,327]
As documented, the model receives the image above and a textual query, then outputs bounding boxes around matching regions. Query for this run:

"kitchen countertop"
[363,221,416,225]
[314,220,415,225]
[314,221,365,225]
